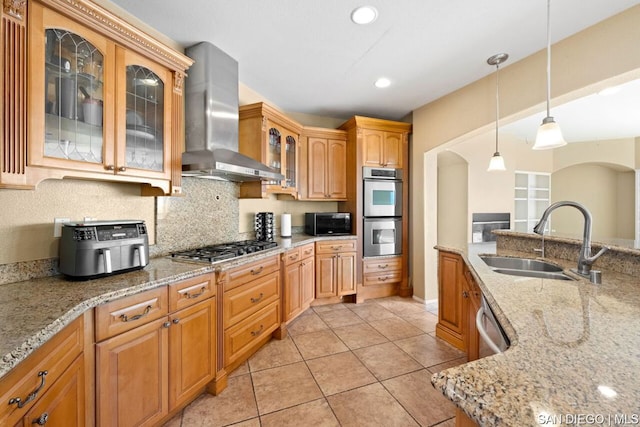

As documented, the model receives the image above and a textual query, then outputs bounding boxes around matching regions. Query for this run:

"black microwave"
[305,213,352,236]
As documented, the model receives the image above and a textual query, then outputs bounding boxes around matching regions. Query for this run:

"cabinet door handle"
[172,318,180,324]
[250,266,264,275]
[105,164,115,171]
[119,305,152,322]
[163,321,171,328]
[250,293,264,303]
[32,412,49,425]
[9,371,48,408]
[185,286,206,299]
[251,324,264,336]
[462,291,469,298]
[117,166,127,172]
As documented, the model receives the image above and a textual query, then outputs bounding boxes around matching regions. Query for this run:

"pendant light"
[487,53,508,172]
[532,0,567,150]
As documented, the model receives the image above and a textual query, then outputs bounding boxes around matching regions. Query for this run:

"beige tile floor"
[164,296,466,427]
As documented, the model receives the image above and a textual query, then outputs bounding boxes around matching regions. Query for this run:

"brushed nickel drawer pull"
[185,286,206,299]
[119,305,152,322]
[9,370,48,408]
[378,264,389,269]
[251,325,264,336]
[251,293,264,303]
[250,266,264,275]
[32,412,49,425]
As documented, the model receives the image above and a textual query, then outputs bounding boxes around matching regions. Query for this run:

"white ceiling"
[110,0,640,128]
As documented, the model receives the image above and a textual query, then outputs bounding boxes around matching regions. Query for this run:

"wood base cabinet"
[361,256,403,300]
[95,274,216,427]
[437,250,484,361]
[436,251,465,351]
[315,240,357,299]
[283,243,315,322]
[221,255,281,372]
[0,314,90,427]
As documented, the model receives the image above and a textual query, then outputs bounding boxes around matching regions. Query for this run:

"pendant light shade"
[533,0,567,150]
[487,53,508,172]
[533,116,566,150]
[488,152,506,171]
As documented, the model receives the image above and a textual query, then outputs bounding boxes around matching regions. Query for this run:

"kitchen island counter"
[431,242,640,426]
[0,233,356,380]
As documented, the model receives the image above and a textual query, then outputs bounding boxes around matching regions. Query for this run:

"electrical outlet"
[53,217,70,237]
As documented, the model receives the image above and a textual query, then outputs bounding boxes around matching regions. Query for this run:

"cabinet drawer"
[0,315,84,425]
[282,243,314,266]
[95,287,168,342]
[282,247,302,266]
[363,256,402,274]
[169,273,216,312]
[299,243,315,260]
[363,270,403,287]
[224,271,280,327]
[224,301,280,367]
[223,255,280,291]
[315,239,357,254]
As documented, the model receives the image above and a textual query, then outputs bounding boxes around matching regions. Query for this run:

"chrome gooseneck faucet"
[533,201,608,277]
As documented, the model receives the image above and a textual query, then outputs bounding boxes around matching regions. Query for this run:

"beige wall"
[412,5,640,300]
[437,152,468,249]
[0,179,155,264]
[551,165,634,240]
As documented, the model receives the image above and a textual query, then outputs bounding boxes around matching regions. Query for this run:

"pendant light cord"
[545,0,551,118]
[495,62,500,153]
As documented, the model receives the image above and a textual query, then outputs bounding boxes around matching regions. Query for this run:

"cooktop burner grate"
[171,240,278,263]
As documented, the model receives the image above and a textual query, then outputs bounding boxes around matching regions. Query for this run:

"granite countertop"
[431,243,640,426]
[0,233,356,380]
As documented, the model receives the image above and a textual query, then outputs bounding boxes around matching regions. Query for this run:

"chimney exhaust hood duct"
[182,42,284,182]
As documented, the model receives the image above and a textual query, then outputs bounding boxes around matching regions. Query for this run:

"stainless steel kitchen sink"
[480,255,575,281]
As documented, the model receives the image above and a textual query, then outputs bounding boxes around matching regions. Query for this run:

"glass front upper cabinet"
[43,28,104,163]
[124,65,164,172]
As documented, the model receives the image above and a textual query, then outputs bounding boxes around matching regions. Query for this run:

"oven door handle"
[476,306,503,354]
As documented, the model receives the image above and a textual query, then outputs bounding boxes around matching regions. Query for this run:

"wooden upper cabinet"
[239,103,302,198]
[13,0,192,194]
[362,129,403,168]
[303,127,347,200]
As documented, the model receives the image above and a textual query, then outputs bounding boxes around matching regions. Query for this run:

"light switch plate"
[54,217,70,237]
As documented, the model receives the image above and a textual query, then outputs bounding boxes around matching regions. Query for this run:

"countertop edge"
[0,233,357,380]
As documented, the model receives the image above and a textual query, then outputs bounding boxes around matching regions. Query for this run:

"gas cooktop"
[170,240,278,263]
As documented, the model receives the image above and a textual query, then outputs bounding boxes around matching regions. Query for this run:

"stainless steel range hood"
[182,42,284,182]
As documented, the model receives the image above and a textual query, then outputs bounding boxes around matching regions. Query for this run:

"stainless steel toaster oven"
[59,220,149,279]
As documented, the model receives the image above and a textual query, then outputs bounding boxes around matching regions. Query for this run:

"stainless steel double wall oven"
[363,167,403,257]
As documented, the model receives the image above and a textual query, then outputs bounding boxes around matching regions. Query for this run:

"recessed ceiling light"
[374,77,391,88]
[351,6,378,25]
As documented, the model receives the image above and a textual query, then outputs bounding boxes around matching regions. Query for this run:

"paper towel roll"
[280,213,291,237]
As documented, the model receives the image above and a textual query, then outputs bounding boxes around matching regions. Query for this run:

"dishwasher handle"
[476,306,503,354]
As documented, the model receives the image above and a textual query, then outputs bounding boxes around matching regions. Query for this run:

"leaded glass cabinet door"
[116,48,171,180]
[28,4,113,173]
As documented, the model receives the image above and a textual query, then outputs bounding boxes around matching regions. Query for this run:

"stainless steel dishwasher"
[476,295,510,357]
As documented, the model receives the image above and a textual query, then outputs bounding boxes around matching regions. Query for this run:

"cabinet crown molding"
[37,0,193,72]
